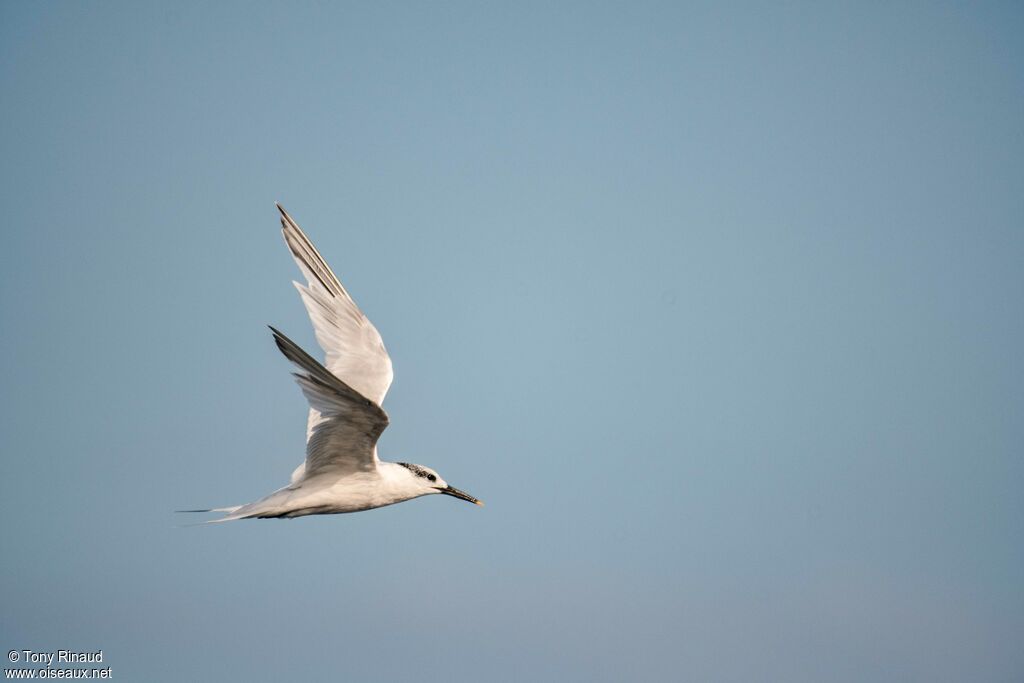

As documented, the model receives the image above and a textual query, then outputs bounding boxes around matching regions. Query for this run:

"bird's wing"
[277,203,394,406]
[271,327,389,479]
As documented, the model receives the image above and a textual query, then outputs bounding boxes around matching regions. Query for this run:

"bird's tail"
[176,485,297,524]
[175,505,243,514]
[174,505,248,525]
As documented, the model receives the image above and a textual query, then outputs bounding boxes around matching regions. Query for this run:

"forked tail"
[174,505,247,525]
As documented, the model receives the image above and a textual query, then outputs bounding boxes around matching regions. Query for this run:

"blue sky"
[1,2,1022,681]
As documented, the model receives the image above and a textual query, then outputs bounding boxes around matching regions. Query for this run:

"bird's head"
[396,462,483,506]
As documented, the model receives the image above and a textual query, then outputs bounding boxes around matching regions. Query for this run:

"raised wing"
[277,204,394,483]
[271,327,389,479]
[277,203,394,405]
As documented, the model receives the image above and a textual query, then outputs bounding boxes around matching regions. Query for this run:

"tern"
[182,204,483,522]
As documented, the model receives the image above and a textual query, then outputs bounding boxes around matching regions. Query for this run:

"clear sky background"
[1,2,1022,681]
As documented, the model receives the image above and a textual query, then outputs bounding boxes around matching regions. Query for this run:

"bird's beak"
[435,485,484,506]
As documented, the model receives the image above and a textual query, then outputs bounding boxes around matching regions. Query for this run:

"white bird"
[182,204,482,522]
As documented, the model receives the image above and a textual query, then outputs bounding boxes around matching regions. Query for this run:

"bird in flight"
[182,204,482,522]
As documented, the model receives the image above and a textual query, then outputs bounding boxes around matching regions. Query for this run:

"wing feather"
[271,327,389,479]
[277,203,394,406]
[276,204,394,483]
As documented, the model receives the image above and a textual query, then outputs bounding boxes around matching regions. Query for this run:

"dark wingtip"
[269,326,289,353]
[277,202,299,229]
[276,202,291,229]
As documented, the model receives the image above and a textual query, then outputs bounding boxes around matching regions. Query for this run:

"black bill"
[436,485,484,506]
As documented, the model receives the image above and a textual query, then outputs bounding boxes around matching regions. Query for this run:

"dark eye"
[427,474,436,482]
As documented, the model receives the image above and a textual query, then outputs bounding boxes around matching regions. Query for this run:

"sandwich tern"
[181,204,482,522]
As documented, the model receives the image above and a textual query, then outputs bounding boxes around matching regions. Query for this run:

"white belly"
[239,468,427,518]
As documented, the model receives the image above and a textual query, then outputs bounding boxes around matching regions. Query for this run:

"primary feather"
[270,326,389,479]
